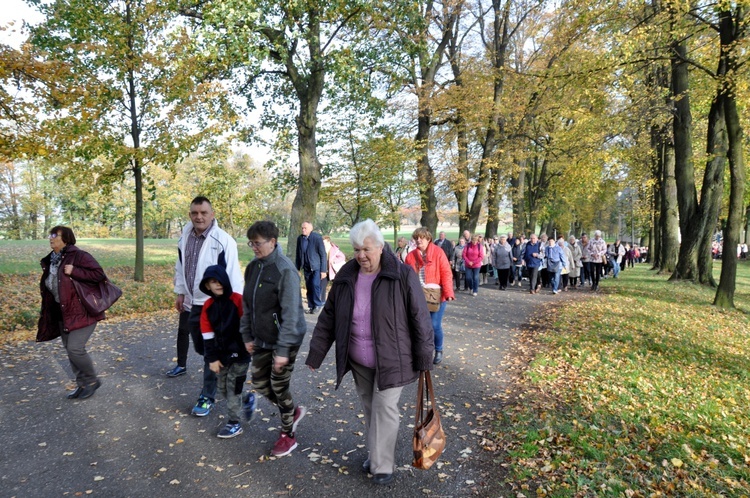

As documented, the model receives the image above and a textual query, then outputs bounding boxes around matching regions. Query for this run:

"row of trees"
[0,152,290,239]
[1,0,747,307]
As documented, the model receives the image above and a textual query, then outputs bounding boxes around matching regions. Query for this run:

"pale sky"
[1,0,43,48]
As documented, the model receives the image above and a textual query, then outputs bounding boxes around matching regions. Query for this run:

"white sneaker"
[472,292,478,297]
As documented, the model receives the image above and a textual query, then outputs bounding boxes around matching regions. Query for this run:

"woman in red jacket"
[405,228,455,364]
[462,233,484,296]
[37,226,106,400]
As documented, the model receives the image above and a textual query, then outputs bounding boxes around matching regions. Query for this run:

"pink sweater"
[349,272,378,368]
[463,242,484,269]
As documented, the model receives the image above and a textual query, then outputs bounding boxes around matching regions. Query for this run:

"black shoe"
[433,351,443,365]
[362,459,371,474]
[67,386,84,399]
[372,473,394,485]
[307,307,319,314]
[165,365,187,378]
[78,380,102,400]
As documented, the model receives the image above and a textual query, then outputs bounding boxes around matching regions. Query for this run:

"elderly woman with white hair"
[586,230,608,291]
[306,219,434,485]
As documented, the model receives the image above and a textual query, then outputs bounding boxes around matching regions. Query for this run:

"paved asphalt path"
[0,280,575,498]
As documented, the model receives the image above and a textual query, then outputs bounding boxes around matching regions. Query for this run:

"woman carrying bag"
[306,220,434,485]
[37,226,108,400]
[405,227,455,365]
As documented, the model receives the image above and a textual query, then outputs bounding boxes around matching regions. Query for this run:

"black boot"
[433,351,443,365]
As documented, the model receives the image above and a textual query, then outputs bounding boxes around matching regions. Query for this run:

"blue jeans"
[612,261,620,278]
[189,306,217,401]
[551,270,561,292]
[514,266,523,282]
[465,267,480,293]
[304,269,324,308]
[430,301,447,352]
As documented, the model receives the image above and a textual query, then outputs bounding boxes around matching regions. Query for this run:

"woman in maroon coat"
[37,226,106,400]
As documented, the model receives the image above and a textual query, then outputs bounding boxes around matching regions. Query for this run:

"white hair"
[594,230,602,236]
[350,219,385,248]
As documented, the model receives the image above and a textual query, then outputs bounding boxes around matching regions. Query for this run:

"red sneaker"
[271,432,298,457]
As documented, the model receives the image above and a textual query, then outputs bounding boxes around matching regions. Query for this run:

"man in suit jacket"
[295,222,327,314]
[434,231,454,262]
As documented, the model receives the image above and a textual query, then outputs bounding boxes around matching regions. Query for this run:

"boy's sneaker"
[217,422,243,439]
[165,365,186,378]
[291,405,307,433]
[191,395,214,417]
[271,432,298,457]
[242,392,257,422]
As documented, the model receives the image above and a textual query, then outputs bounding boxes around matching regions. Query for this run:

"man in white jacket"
[167,196,244,417]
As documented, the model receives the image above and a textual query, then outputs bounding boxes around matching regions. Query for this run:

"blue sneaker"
[166,365,187,378]
[242,392,257,422]
[191,395,214,417]
[217,422,243,439]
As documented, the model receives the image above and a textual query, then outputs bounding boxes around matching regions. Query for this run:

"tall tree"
[669,11,698,279]
[180,0,377,255]
[714,4,748,309]
[376,0,460,235]
[30,0,233,280]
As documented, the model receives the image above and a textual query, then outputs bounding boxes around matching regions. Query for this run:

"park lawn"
[0,234,347,342]
[495,262,750,496]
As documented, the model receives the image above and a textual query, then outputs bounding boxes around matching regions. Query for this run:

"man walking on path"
[295,222,327,314]
[169,196,244,418]
[435,231,454,261]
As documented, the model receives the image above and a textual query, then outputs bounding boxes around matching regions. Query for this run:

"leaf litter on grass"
[0,265,174,346]
[494,265,750,496]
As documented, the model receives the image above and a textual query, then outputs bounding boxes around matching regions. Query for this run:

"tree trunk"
[288,95,322,257]
[511,159,526,235]
[126,12,144,281]
[714,7,746,309]
[745,205,750,244]
[485,165,502,238]
[455,117,470,235]
[696,96,727,286]
[670,37,699,280]
[659,141,679,273]
[650,131,663,269]
[134,160,144,282]
[416,111,438,235]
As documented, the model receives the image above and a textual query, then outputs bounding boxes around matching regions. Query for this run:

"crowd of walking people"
[39,199,646,486]
[446,230,646,295]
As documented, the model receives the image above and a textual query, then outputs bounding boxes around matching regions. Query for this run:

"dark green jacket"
[240,244,307,357]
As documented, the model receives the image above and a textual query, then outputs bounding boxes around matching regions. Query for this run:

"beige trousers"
[349,361,405,475]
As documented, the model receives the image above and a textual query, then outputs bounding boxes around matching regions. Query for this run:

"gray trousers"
[60,323,98,387]
[217,361,249,423]
[349,361,404,475]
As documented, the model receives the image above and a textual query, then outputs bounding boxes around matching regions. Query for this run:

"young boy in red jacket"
[199,265,255,438]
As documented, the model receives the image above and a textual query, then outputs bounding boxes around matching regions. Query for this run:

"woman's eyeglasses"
[248,240,269,248]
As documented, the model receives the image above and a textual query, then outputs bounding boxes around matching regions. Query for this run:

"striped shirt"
[184,220,215,297]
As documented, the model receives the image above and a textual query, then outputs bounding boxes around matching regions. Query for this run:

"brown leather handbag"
[412,370,446,469]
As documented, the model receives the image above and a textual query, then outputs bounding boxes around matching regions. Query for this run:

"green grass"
[496,261,750,496]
